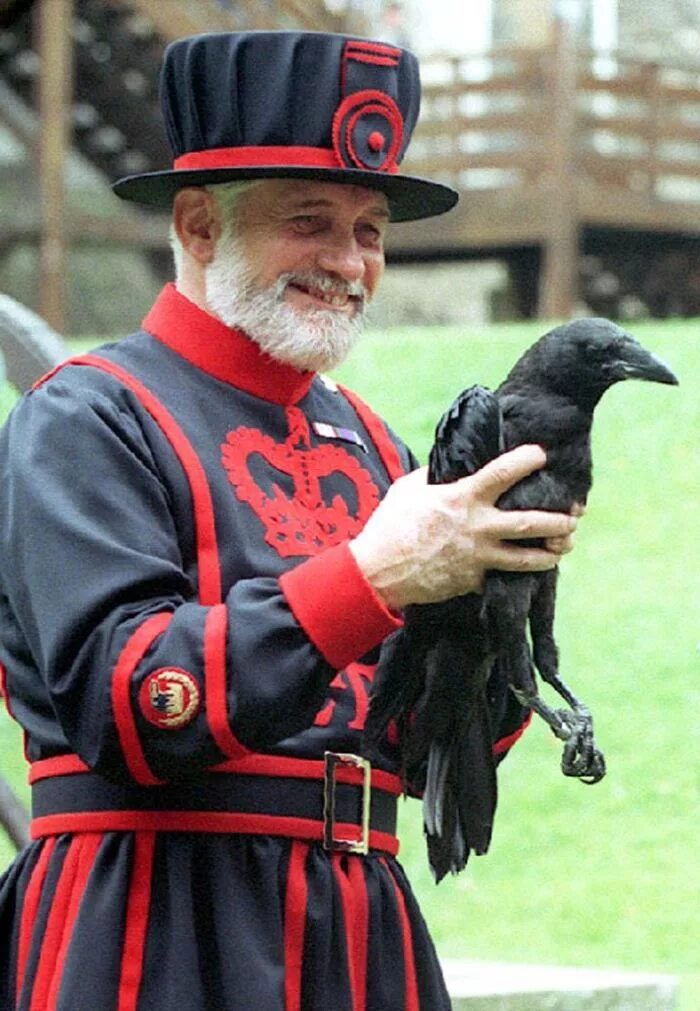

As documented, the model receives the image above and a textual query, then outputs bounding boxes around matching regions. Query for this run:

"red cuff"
[279,542,402,670]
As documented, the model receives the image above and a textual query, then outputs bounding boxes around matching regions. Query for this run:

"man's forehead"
[248,179,390,217]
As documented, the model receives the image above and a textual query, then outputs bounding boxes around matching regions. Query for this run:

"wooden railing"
[113,0,364,43]
[402,36,700,210]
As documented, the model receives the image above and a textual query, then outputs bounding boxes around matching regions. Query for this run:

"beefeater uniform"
[0,32,530,1011]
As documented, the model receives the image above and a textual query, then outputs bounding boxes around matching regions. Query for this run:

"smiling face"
[203,179,389,373]
[238,179,388,309]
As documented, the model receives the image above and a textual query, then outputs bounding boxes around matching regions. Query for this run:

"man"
[0,32,577,1010]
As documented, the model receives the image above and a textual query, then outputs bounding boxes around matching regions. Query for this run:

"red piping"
[16,837,56,1005]
[203,605,250,760]
[31,811,399,856]
[283,840,308,1011]
[71,354,223,607]
[338,385,406,483]
[117,831,156,1011]
[111,612,173,786]
[45,833,103,1010]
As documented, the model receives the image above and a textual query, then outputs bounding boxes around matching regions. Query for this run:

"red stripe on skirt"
[332,855,369,1011]
[16,837,56,1005]
[29,836,83,1011]
[117,831,156,1011]
[284,840,309,1011]
[383,859,420,1011]
[111,612,173,786]
[45,833,103,1010]
[204,605,250,760]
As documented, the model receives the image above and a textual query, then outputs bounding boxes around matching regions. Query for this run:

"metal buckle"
[323,751,371,855]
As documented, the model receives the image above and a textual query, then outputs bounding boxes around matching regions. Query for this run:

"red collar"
[142,284,315,406]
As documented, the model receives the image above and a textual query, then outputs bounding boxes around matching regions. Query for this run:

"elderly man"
[0,32,576,1011]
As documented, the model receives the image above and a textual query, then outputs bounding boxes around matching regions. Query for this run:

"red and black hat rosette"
[113,31,457,223]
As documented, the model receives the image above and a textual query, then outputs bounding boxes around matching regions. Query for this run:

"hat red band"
[173,145,398,174]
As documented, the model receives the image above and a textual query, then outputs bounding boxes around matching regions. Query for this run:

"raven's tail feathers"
[423,692,497,883]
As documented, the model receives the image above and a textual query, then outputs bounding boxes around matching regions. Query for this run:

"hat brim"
[112,165,458,223]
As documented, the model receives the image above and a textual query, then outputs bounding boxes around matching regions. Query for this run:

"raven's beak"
[612,342,679,386]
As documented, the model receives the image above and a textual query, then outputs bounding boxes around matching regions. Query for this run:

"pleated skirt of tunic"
[0,832,452,1011]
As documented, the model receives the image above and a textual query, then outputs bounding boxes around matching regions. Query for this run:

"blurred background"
[0,2,698,1008]
[1,0,700,337]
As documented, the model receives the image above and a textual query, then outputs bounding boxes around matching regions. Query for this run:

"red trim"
[284,840,308,1011]
[29,754,90,784]
[383,860,420,1011]
[333,854,369,1011]
[31,811,399,856]
[16,836,56,1005]
[144,285,314,406]
[346,41,401,60]
[111,613,173,786]
[493,710,533,756]
[204,605,250,760]
[29,836,82,1011]
[174,145,342,171]
[212,754,402,795]
[117,831,156,1011]
[338,385,406,483]
[75,353,223,605]
[29,750,403,795]
[346,52,400,67]
[45,833,102,1010]
[279,542,402,670]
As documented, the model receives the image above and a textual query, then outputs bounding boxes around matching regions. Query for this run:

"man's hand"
[350,445,579,611]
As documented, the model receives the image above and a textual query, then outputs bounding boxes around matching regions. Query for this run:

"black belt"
[30,752,400,856]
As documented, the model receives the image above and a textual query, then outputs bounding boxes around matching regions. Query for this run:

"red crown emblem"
[221,409,380,558]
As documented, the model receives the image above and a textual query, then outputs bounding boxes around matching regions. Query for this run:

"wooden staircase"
[0,0,365,189]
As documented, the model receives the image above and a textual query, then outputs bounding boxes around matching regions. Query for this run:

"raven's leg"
[484,574,578,741]
[529,570,606,783]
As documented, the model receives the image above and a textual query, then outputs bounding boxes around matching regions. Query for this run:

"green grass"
[1,320,698,1006]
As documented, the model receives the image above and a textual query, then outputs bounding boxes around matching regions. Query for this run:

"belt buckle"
[323,751,371,855]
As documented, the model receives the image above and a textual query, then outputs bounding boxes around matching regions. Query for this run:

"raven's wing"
[429,385,503,483]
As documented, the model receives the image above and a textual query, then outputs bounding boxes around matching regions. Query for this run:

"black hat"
[112,31,458,222]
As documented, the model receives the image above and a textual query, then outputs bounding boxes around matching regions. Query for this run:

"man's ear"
[173,188,221,265]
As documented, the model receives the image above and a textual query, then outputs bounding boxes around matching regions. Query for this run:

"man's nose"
[315,231,366,283]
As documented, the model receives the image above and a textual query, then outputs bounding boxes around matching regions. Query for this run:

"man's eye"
[356,224,383,248]
[292,216,325,233]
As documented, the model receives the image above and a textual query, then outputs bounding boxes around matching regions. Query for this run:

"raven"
[363,318,678,882]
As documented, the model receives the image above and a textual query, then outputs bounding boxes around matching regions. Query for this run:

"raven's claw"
[559,707,606,784]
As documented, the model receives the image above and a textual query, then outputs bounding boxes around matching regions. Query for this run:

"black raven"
[363,318,678,882]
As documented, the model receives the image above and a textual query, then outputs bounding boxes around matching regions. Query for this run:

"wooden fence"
[396,25,700,316]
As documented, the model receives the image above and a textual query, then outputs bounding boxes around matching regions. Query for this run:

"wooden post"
[36,0,73,333]
[539,17,579,320]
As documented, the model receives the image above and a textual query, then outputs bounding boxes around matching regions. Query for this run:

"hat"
[112,30,458,222]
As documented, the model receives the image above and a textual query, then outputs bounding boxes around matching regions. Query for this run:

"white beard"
[204,229,368,374]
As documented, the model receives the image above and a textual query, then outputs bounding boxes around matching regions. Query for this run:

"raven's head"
[507,318,679,409]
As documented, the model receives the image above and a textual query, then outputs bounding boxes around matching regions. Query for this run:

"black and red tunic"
[0,285,528,1010]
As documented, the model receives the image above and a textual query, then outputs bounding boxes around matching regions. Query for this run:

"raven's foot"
[557,706,606,784]
[511,690,606,784]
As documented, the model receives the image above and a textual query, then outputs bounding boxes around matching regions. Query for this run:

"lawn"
[1,318,698,1006]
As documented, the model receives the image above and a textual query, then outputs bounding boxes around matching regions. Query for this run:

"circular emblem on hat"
[138,667,200,730]
[332,89,404,172]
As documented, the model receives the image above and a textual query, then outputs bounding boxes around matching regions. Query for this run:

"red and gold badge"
[139,667,200,730]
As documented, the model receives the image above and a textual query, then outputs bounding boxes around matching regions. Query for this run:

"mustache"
[273,270,368,304]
